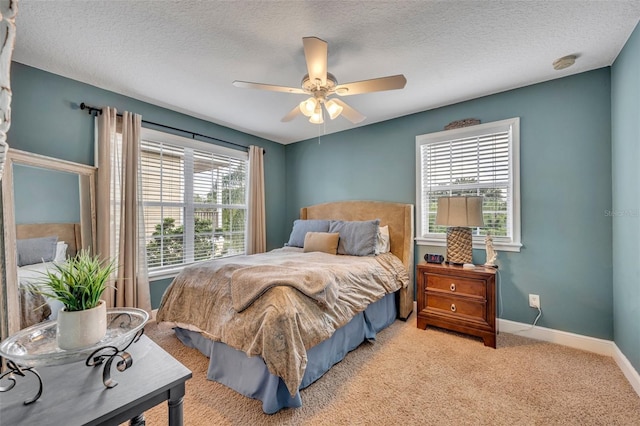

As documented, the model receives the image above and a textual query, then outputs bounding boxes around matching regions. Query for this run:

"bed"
[156,200,414,413]
[16,223,81,328]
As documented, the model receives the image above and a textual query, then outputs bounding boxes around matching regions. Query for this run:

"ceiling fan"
[232,37,407,124]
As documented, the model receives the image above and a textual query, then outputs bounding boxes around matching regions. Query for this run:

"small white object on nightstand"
[484,234,498,267]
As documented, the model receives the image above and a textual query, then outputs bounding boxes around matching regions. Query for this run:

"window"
[140,128,249,276]
[415,117,521,251]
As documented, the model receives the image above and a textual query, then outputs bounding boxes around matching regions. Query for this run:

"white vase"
[57,300,107,350]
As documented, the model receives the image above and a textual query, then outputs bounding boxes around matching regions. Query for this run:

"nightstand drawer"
[426,274,486,298]
[426,293,486,319]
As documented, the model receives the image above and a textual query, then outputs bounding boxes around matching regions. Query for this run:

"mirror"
[1,149,96,337]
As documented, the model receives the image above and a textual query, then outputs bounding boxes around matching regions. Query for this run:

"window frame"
[415,117,522,252]
[140,128,249,279]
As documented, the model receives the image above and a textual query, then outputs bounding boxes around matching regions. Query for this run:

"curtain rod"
[79,103,262,154]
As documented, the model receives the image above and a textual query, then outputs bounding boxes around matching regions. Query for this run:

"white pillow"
[376,225,390,254]
[55,241,68,262]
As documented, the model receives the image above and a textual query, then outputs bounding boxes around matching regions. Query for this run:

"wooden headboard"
[301,200,414,319]
[16,223,82,257]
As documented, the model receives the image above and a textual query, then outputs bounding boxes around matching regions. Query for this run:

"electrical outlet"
[529,294,540,309]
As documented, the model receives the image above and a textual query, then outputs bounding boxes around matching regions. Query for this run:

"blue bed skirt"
[174,291,398,414]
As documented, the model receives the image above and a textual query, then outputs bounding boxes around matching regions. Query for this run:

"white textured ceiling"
[12,1,640,144]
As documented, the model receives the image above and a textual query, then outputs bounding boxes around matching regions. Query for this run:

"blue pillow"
[16,236,58,267]
[329,219,380,256]
[286,220,331,248]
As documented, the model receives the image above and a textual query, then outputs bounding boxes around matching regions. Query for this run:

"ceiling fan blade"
[330,98,366,124]
[281,105,302,122]
[233,80,306,94]
[335,74,407,96]
[303,36,328,86]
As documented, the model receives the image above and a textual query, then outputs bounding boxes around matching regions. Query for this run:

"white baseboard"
[498,318,614,356]
[151,308,157,321]
[498,318,640,398]
[613,344,640,396]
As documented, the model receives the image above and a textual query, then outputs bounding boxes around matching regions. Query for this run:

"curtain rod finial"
[80,102,102,116]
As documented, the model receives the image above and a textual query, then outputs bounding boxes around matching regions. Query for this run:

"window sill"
[148,267,183,281]
[415,237,522,253]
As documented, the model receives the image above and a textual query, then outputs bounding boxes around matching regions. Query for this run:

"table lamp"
[435,196,484,265]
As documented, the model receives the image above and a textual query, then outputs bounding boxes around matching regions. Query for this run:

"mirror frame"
[1,149,96,337]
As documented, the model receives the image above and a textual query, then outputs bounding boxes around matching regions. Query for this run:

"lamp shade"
[324,99,343,120]
[309,105,324,124]
[435,196,484,227]
[299,98,317,117]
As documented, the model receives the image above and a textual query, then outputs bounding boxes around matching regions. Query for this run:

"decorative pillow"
[16,236,58,267]
[55,241,69,262]
[303,232,340,255]
[376,225,391,254]
[329,219,380,256]
[286,219,331,248]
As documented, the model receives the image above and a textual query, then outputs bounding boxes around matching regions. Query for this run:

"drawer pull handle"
[450,304,457,312]
[450,283,456,292]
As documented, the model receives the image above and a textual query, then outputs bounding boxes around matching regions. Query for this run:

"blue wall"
[286,69,614,339]
[7,57,629,344]
[8,62,288,306]
[13,165,80,224]
[611,22,640,372]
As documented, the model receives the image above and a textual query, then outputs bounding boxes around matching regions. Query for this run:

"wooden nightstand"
[417,263,497,348]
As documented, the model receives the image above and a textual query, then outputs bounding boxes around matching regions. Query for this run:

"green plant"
[30,250,115,312]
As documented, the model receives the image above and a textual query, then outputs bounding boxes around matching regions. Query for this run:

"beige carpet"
[141,319,640,425]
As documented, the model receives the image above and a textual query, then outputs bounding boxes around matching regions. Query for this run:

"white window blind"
[140,129,248,273]
[415,118,521,251]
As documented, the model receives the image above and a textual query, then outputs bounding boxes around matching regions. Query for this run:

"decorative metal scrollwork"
[0,309,147,406]
[0,360,43,405]
[85,327,144,388]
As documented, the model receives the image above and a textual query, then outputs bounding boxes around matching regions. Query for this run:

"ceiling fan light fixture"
[324,99,343,120]
[309,105,324,124]
[299,97,317,117]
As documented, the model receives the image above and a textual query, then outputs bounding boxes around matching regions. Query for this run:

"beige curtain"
[246,145,266,254]
[96,108,151,312]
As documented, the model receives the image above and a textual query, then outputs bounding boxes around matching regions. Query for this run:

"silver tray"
[0,308,149,367]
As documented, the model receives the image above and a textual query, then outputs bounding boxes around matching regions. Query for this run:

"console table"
[0,335,192,425]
